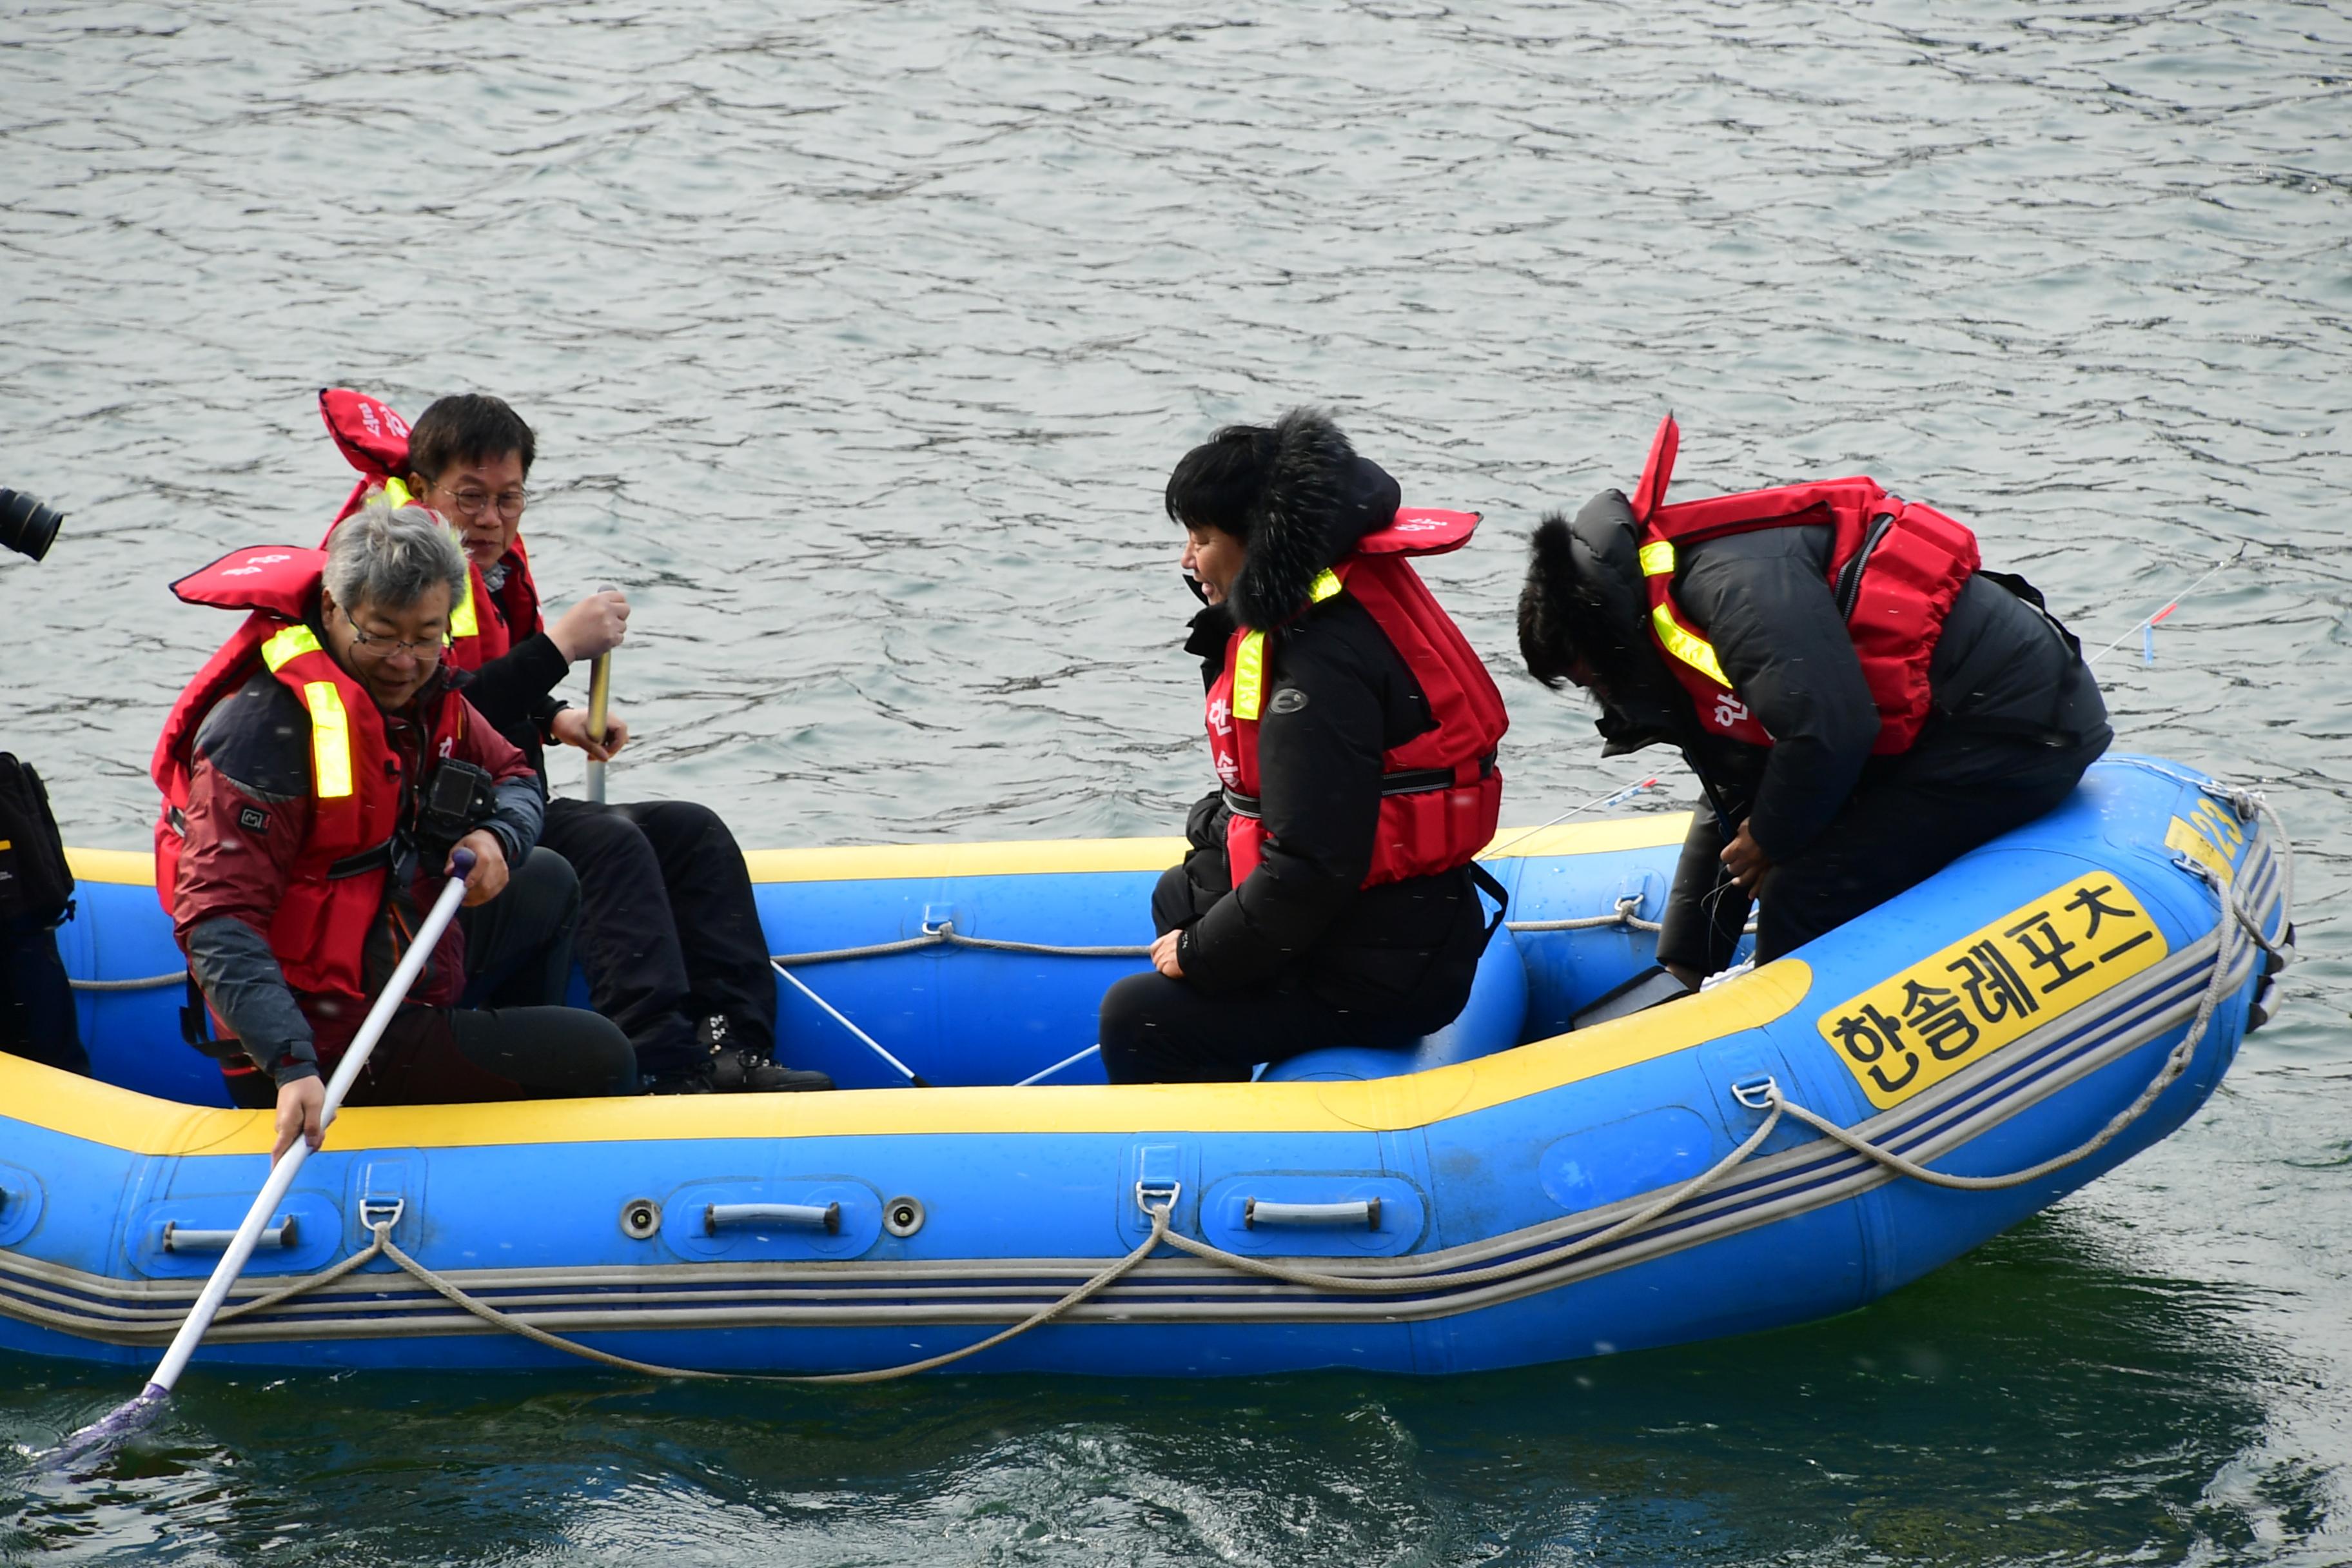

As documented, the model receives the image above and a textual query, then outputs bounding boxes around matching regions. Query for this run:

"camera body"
[414,759,498,868]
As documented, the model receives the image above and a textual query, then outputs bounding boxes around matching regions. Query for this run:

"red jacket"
[154,545,537,1076]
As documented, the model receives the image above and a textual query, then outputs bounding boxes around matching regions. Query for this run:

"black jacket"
[453,629,571,786]
[1162,413,1490,1029]
[1532,489,2111,957]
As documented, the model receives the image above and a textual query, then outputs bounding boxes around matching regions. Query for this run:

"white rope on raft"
[773,922,1150,966]
[772,895,1678,967]
[67,973,184,992]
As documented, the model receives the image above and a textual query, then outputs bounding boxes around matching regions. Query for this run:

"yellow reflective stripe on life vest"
[1651,604,1732,689]
[1234,573,1340,721]
[448,571,478,641]
[1638,540,1677,576]
[1233,631,1266,721]
[260,623,324,672]
[382,476,415,507]
[297,681,355,799]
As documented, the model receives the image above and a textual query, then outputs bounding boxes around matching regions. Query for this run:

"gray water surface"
[4,1,2351,1562]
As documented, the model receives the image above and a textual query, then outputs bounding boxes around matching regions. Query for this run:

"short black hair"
[408,394,537,484]
[1165,422,1282,540]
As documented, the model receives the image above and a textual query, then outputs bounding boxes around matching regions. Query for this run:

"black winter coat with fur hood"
[1157,413,1489,1030]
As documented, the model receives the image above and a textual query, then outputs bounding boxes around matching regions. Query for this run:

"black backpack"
[0,752,75,929]
[0,752,90,1073]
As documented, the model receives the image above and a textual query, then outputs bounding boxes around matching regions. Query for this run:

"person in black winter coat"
[1517,484,2112,988]
[1098,411,1495,1083]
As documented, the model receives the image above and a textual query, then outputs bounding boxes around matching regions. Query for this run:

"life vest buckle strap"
[179,970,246,1061]
[326,834,400,879]
[1222,788,1263,820]
[1378,766,1457,797]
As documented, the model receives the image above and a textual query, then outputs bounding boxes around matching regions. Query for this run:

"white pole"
[129,851,476,1406]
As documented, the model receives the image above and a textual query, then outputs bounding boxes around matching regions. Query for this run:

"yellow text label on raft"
[2164,796,2248,887]
[1817,871,2170,1110]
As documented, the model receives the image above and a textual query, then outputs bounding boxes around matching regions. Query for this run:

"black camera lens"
[0,489,64,563]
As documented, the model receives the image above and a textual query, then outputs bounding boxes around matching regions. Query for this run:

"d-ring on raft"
[5,756,2291,1380]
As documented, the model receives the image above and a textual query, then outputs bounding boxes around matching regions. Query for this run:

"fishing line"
[1485,776,1661,859]
[2083,545,2248,667]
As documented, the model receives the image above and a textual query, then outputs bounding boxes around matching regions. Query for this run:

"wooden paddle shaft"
[584,650,611,805]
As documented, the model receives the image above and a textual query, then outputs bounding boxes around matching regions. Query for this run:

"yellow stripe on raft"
[66,848,159,886]
[74,816,1692,890]
[2,959,1810,1155]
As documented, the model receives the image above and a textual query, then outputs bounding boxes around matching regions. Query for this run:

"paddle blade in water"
[49,1382,168,1471]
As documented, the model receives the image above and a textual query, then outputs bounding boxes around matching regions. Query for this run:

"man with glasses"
[400,395,828,1095]
[158,505,636,1157]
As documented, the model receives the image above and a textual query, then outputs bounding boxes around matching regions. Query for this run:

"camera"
[0,490,64,564]
[415,759,498,867]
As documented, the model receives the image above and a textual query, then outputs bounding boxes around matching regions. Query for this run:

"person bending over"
[157,506,634,1158]
[391,393,828,1095]
[1098,409,1511,1083]
[1516,415,2112,988]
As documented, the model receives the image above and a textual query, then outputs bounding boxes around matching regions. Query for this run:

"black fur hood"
[1228,409,1402,632]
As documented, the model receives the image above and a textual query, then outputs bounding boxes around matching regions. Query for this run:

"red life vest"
[450,535,542,670]
[1204,509,1508,888]
[152,545,469,1063]
[317,387,525,670]
[1628,415,1979,753]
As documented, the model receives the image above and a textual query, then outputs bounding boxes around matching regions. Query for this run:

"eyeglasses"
[345,622,446,661]
[436,484,529,524]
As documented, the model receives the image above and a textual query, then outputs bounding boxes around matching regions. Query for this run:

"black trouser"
[538,796,776,1077]
[0,922,88,1075]
[1660,725,2112,974]
[227,1006,636,1108]
[456,845,580,1010]
[226,848,632,1108]
[1098,970,1428,1084]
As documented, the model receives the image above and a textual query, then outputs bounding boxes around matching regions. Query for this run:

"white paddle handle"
[146,850,476,1396]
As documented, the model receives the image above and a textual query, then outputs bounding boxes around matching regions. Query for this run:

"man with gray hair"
[156,504,634,1158]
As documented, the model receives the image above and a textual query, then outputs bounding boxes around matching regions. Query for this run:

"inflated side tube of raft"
[0,756,2291,1379]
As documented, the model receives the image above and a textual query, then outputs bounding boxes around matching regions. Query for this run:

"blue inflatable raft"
[0,756,2291,1379]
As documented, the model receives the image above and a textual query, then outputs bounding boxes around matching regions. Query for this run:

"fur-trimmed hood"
[1228,409,1402,632]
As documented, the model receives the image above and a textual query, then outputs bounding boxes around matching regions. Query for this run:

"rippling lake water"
[5,1,2350,1562]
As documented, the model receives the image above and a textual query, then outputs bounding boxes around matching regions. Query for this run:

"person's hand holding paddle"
[271,1075,326,1161]
[452,829,509,906]
[266,834,500,1161]
[547,588,629,662]
[550,707,629,760]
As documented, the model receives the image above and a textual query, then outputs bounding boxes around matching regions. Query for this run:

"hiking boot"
[734,1057,834,1093]
[703,1016,833,1093]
